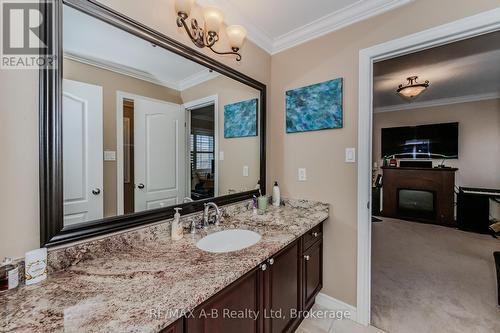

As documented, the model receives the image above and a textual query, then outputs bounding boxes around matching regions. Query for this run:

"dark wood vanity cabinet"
[264,241,301,333]
[302,238,323,310]
[185,267,263,333]
[183,223,323,333]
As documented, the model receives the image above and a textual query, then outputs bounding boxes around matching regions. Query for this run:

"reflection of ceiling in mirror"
[63,5,219,91]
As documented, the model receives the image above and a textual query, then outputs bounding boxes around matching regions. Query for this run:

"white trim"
[182,95,220,198]
[199,0,412,55]
[357,7,500,326]
[116,92,185,215]
[315,292,358,322]
[272,0,413,55]
[178,70,220,91]
[374,92,500,113]
[65,52,217,92]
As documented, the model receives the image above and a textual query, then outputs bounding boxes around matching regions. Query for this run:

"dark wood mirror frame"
[39,0,266,247]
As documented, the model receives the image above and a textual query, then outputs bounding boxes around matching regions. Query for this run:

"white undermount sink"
[196,229,261,253]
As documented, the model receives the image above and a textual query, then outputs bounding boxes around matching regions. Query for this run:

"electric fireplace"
[398,189,436,220]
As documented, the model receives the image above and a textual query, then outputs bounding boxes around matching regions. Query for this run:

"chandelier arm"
[208,45,242,61]
[177,15,206,48]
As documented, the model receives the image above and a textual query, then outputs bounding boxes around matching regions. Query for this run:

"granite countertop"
[0,199,328,333]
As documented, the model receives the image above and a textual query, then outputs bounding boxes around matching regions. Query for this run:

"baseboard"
[315,292,359,324]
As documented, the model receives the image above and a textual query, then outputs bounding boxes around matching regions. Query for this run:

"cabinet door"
[303,239,323,310]
[265,240,301,333]
[185,267,263,333]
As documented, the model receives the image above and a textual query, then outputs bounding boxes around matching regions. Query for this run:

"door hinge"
[367,201,370,209]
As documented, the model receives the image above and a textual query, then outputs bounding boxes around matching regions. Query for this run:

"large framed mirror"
[39,0,266,246]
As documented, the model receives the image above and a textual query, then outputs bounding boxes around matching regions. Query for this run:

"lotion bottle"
[171,208,184,240]
[272,181,281,207]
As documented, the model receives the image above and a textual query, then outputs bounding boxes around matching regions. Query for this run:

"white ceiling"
[63,5,218,91]
[197,0,413,54]
[373,31,500,112]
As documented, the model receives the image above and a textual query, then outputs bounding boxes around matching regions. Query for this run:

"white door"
[134,98,185,212]
[63,79,103,225]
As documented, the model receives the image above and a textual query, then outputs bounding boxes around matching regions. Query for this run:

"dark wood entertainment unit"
[381,166,458,226]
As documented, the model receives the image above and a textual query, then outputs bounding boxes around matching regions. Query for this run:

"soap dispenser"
[171,208,184,240]
[272,181,281,207]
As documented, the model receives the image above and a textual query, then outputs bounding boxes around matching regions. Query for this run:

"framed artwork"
[285,78,343,133]
[224,98,258,138]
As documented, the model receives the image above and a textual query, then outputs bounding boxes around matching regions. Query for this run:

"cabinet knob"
[92,188,101,195]
[261,263,267,271]
[137,183,145,189]
[304,255,310,261]
[268,258,274,265]
[312,232,319,237]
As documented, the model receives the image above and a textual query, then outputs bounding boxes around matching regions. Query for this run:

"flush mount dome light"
[397,76,430,99]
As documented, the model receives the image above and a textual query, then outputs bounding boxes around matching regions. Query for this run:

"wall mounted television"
[381,122,458,159]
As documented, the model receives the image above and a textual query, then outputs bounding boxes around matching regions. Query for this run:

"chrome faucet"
[183,197,194,203]
[203,202,221,228]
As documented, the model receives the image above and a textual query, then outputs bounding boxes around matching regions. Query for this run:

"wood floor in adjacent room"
[371,217,500,333]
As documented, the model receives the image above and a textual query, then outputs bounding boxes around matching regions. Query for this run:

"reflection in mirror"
[62,5,260,226]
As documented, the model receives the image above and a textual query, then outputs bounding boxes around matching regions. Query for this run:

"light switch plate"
[104,150,116,161]
[345,148,356,163]
[243,166,249,177]
[298,168,307,181]
[219,151,224,160]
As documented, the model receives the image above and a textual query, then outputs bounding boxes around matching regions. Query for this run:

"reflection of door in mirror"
[189,104,216,201]
[63,79,104,225]
[118,94,186,213]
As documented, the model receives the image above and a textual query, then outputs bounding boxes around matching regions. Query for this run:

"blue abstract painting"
[224,98,258,138]
[285,78,343,133]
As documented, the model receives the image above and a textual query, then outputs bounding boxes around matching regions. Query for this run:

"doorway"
[356,8,500,326]
[116,92,186,215]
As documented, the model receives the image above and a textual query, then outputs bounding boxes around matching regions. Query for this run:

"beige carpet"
[371,217,500,333]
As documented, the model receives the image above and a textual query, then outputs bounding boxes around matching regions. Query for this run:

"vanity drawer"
[302,223,322,251]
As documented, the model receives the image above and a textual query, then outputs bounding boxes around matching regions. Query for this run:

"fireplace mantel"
[381,167,458,226]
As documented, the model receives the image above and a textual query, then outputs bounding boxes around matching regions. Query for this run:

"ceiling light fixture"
[397,76,430,99]
[175,0,247,61]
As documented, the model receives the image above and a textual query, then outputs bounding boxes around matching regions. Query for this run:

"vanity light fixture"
[175,0,247,61]
[397,76,430,99]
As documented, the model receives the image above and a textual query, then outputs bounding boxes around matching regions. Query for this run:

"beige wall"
[373,99,500,189]
[63,59,183,217]
[0,0,270,259]
[181,76,261,195]
[1,0,498,309]
[269,0,500,305]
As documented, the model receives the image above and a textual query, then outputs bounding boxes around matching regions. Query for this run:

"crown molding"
[64,52,218,91]
[178,69,220,90]
[374,91,500,113]
[272,0,414,54]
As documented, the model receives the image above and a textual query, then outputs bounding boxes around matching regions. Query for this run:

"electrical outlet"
[298,168,307,181]
[219,151,224,160]
[243,165,249,177]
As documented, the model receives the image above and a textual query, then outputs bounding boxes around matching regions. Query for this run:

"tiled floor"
[296,305,386,333]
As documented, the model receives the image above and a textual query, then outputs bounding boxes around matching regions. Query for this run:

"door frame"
[356,7,500,326]
[116,91,184,215]
[182,95,220,199]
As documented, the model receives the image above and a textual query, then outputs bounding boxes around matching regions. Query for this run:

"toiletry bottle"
[0,258,19,292]
[252,195,258,214]
[272,181,281,207]
[171,208,184,241]
[25,248,48,286]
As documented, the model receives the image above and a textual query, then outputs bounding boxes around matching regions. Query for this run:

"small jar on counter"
[0,257,19,292]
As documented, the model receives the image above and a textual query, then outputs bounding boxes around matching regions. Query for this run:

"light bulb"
[175,0,194,16]
[226,25,247,50]
[203,7,224,34]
